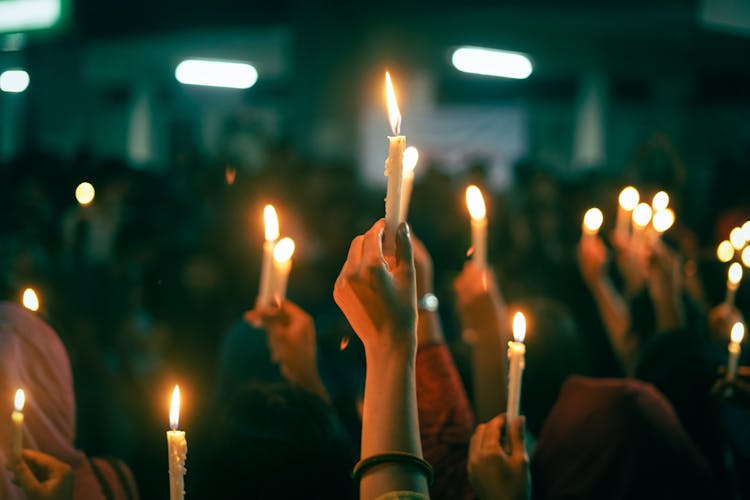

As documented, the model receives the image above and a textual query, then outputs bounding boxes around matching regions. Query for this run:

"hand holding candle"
[466,185,488,269]
[506,312,526,425]
[10,388,25,463]
[383,71,406,259]
[727,322,745,381]
[726,262,743,306]
[167,386,187,500]
[257,205,280,308]
[582,207,603,237]
[399,146,419,222]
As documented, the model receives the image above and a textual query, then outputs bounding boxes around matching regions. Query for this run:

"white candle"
[726,262,743,306]
[257,205,279,308]
[383,71,405,259]
[269,237,295,304]
[727,322,744,381]
[466,185,488,269]
[399,146,419,222]
[21,288,39,312]
[582,207,603,237]
[167,385,187,500]
[10,388,24,462]
[506,312,526,424]
[616,186,639,237]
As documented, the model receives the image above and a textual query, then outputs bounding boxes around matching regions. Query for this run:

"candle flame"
[465,185,486,220]
[75,182,95,206]
[264,205,279,242]
[618,186,640,211]
[731,322,745,344]
[582,208,603,234]
[651,191,669,211]
[385,71,402,135]
[339,334,350,351]
[512,311,526,343]
[742,220,750,241]
[225,167,237,185]
[729,227,746,251]
[403,146,419,174]
[22,288,39,312]
[631,203,652,228]
[14,388,25,412]
[273,237,295,263]
[742,246,750,268]
[717,240,734,263]
[728,262,743,287]
[169,385,180,430]
[652,208,675,234]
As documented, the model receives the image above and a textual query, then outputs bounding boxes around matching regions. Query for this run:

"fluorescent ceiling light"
[0,69,30,93]
[0,0,61,33]
[451,46,533,80]
[175,59,258,89]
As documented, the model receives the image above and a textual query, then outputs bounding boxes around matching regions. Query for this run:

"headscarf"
[531,375,717,500]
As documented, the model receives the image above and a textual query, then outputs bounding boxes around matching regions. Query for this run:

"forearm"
[588,276,638,369]
[471,328,507,423]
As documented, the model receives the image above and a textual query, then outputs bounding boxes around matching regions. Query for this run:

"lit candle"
[269,237,295,304]
[383,71,406,259]
[616,186,639,236]
[10,389,24,462]
[582,207,603,237]
[717,240,734,263]
[506,312,526,424]
[399,146,419,222]
[742,220,750,242]
[466,185,488,269]
[21,288,39,312]
[730,227,746,251]
[727,322,744,381]
[257,205,280,308]
[631,202,652,246]
[742,246,750,268]
[75,182,95,206]
[651,190,669,211]
[651,208,675,242]
[167,385,187,500]
[726,262,743,306]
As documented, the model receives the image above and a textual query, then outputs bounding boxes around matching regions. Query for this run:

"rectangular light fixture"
[0,0,61,33]
[175,59,258,89]
[452,46,533,80]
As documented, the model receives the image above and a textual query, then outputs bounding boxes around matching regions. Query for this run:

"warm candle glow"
[14,388,25,412]
[731,322,745,344]
[717,240,734,263]
[652,208,675,234]
[273,237,295,263]
[618,186,640,211]
[169,385,180,430]
[728,262,743,288]
[466,185,486,220]
[651,191,669,211]
[730,227,746,251]
[263,205,279,242]
[742,246,750,268]
[512,312,526,343]
[385,71,402,135]
[21,288,39,312]
[582,208,603,235]
[742,221,750,242]
[403,146,419,173]
[632,203,652,228]
[75,182,95,206]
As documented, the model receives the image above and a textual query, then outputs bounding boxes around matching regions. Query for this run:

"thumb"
[508,416,526,459]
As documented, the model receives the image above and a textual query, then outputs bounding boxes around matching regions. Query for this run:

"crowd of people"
[1,132,749,499]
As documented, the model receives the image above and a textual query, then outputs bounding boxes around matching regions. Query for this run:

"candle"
[383,71,406,259]
[615,186,639,236]
[631,202,652,247]
[651,190,669,211]
[730,227,746,251]
[10,388,24,462]
[506,312,526,424]
[717,240,734,263]
[75,182,95,206]
[582,207,603,237]
[466,185,488,268]
[726,262,743,306]
[651,208,675,241]
[742,220,750,242]
[269,237,295,304]
[727,322,745,381]
[21,288,39,312]
[399,146,419,222]
[257,205,280,308]
[167,385,187,500]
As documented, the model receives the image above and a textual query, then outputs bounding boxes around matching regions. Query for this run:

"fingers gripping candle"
[466,185,488,269]
[507,312,526,424]
[10,389,24,462]
[167,386,187,500]
[383,72,405,259]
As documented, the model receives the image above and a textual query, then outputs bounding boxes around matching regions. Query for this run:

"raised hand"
[6,449,74,500]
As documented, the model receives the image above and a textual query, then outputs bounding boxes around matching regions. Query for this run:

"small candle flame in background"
[264,205,279,242]
[651,191,669,211]
[225,167,236,185]
[339,335,350,351]
[512,311,526,343]
[273,237,296,263]
[22,288,39,312]
[14,388,25,413]
[652,208,675,234]
[632,203,653,228]
[75,182,95,206]
[717,240,734,263]
[618,186,640,211]
[582,208,603,235]
[729,227,746,251]
[731,322,745,344]
[169,385,181,431]
[728,262,743,288]
[403,146,419,173]
[742,247,750,268]
[385,71,401,135]
[465,185,486,220]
